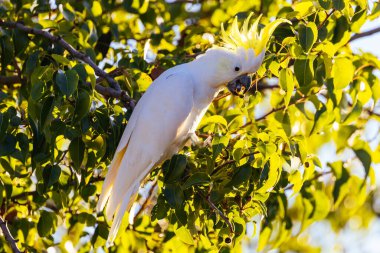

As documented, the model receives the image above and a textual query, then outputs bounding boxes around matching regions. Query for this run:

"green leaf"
[163,154,187,183]
[0,158,16,177]
[91,1,103,17]
[0,36,15,71]
[37,211,54,237]
[174,226,194,245]
[226,163,252,188]
[40,96,54,129]
[257,226,271,251]
[290,1,316,19]
[66,70,79,93]
[342,101,361,124]
[318,26,328,41]
[311,190,331,220]
[59,4,75,21]
[183,173,210,189]
[0,113,9,140]
[298,23,318,53]
[289,170,303,193]
[43,164,61,187]
[152,196,170,220]
[310,104,327,135]
[294,57,315,86]
[329,162,349,204]
[332,16,349,44]
[55,70,68,94]
[279,68,294,107]
[258,154,282,193]
[73,64,88,83]
[69,137,85,170]
[30,81,45,101]
[212,135,229,159]
[13,28,29,56]
[318,0,331,9]
[333,58,354,89]
[199,115,228,129]
[25,51,40,76]
[332,0,345,10]
[354,149,371,180]
[74,90,91,121]
[134,70,152,92]
[0,134,17,156]
[163,184,184,208]
[55,69,78,96]
[51,54,70,65]
[81,185,97,201]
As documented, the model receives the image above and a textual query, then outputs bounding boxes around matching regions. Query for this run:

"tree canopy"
[0,0,380,252]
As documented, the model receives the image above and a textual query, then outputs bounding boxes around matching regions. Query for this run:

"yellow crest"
[220,13,291,55]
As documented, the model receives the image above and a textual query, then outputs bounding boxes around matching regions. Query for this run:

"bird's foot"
[203,135,212,147]
[190,133,212,148]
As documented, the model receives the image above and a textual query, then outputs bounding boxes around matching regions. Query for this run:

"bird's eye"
[234,66,240,72]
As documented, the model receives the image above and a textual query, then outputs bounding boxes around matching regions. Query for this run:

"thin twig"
[318,9,335,30]
[0,216,22,253]
[230,94,310,134]
[133,180,158,223]
[354,63,375,75]
[349,26,380,42]
[198,191,234,233]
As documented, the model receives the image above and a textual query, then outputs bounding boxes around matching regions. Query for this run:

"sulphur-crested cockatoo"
[97,14,290,242]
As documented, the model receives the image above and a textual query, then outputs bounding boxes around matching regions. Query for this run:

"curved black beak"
[227,74,252,98]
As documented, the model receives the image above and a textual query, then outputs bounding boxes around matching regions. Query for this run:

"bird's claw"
[190,133,212,148]
[203,135,212,147]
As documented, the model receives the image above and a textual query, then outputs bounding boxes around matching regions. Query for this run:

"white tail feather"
[105,160,154,222]
[106,182,140,243]
[99,155,156,243]
[96,147,127,213]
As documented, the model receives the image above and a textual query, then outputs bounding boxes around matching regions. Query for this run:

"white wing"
[97,70,195,242]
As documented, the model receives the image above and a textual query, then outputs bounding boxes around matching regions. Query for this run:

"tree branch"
[349,26,380,42]
[0,76,22,85]
[0,70,136,108]
[0,20,135,108]
[0,20,120,90]
[198,191,234,234]
[213,84,279,102]
[230,92,311,134]
[0,216,22,253]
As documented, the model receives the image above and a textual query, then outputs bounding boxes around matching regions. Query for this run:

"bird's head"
[209,14,290,96]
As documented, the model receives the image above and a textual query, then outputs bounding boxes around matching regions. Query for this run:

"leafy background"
[0,0,380,252]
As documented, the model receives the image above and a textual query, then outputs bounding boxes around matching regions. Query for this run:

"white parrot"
[96,14,290,242]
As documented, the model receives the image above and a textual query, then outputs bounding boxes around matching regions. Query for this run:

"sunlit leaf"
[333,57,354,89]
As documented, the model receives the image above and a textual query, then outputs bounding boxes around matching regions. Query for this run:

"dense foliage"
[0,0,380,252]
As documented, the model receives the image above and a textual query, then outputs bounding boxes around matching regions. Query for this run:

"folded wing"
[97,71,195,242]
